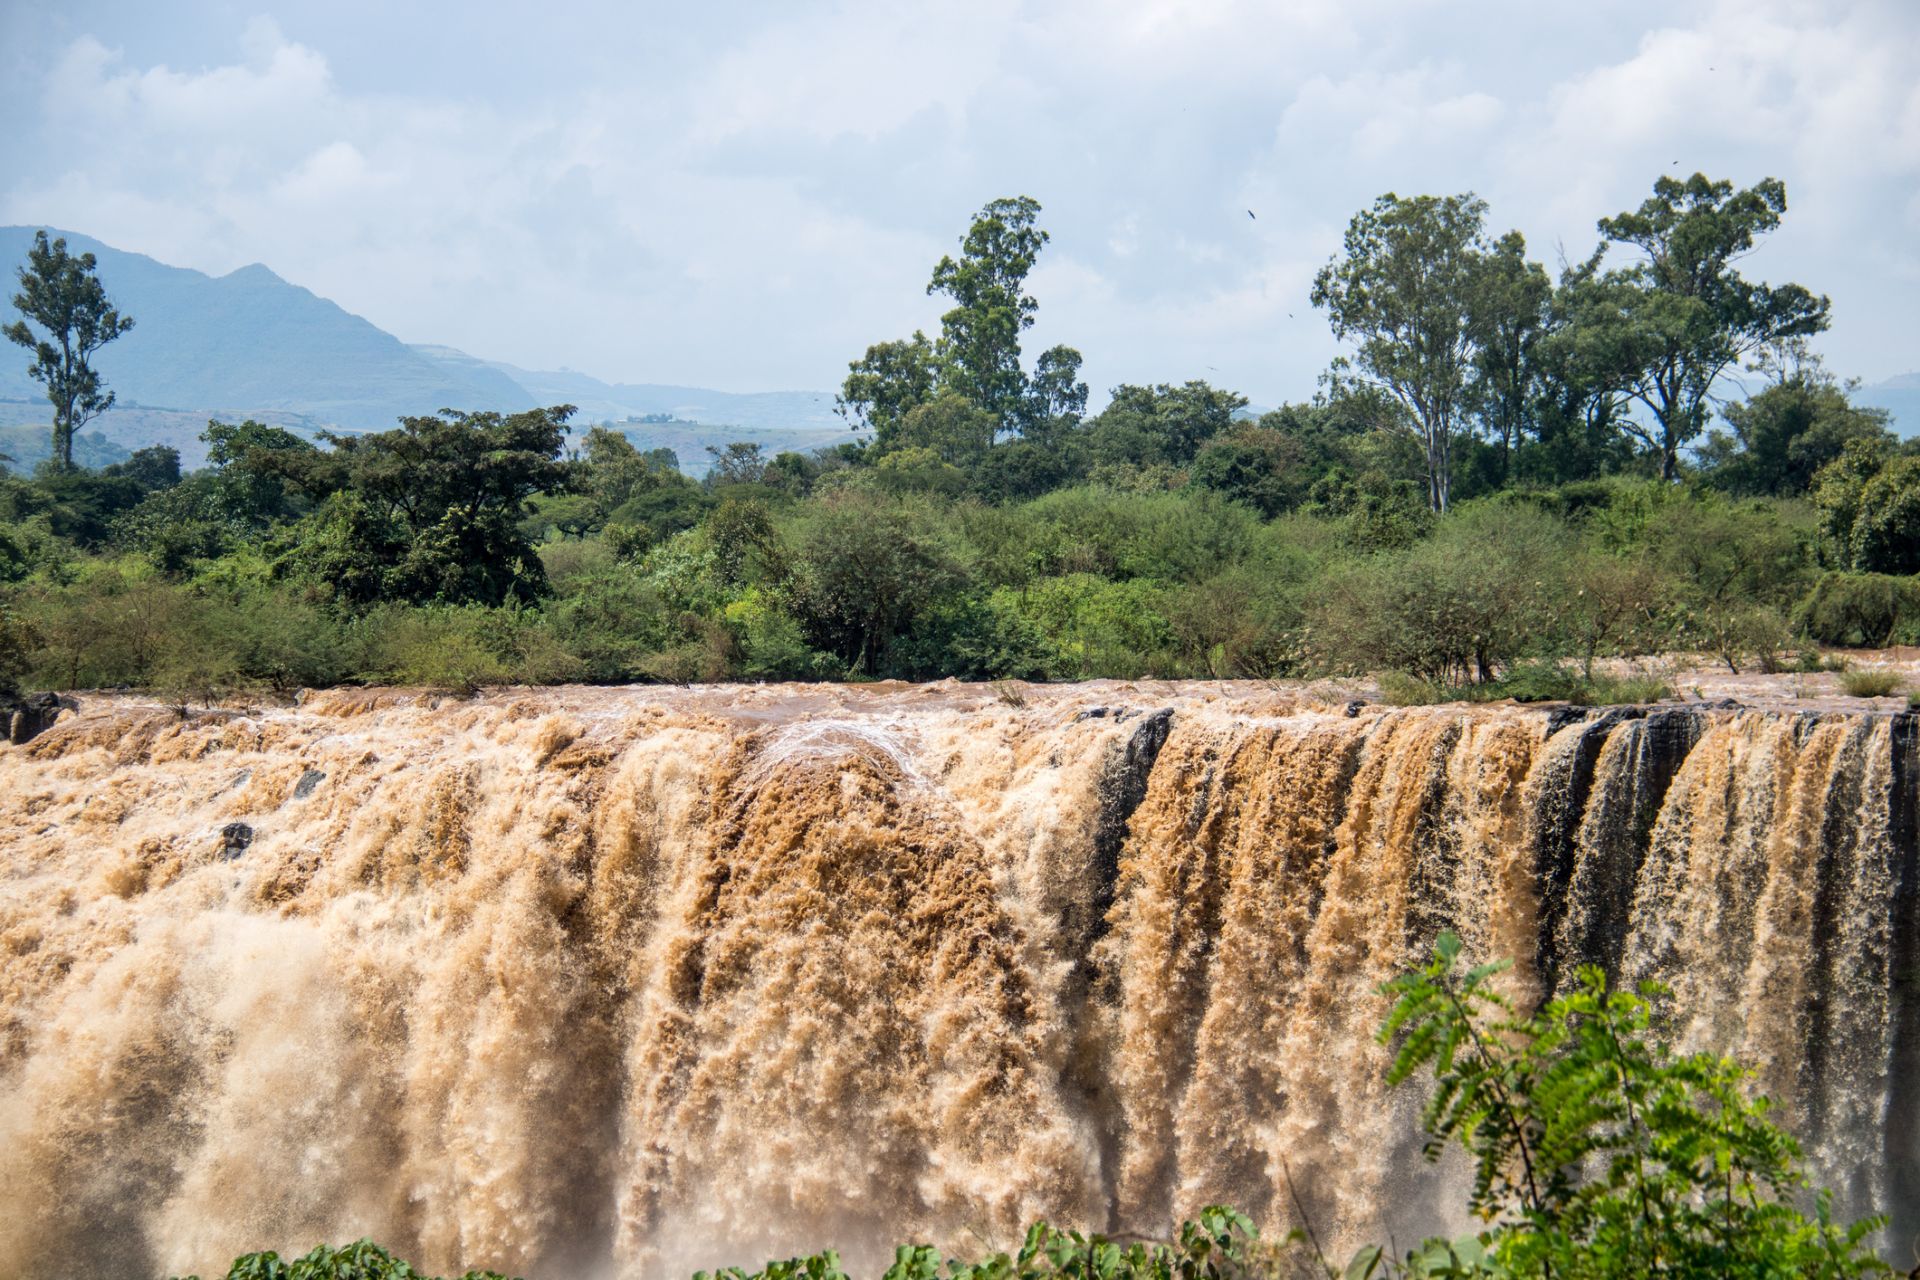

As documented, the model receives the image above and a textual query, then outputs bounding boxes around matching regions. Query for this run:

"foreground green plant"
[1366,932,1885,1278]
[175,1238,517,1280]
[694,1207,1298,1280]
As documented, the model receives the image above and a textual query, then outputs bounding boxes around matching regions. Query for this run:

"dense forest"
[2,174,1915,702]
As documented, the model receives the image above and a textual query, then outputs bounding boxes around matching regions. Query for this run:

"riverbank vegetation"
[178,934,1888,1280]
[4,176,1913,701]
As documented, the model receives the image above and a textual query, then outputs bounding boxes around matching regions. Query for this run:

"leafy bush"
[174,1237,515,1280]
[0,602,25,695]
[1378,663,1670,708]
[354,604,581,693]
[1794,573,1920,649]
[1313,503,1567,683]
[691,1207,1292,1280]
[998,574,1174,679]
[1839,668,1904,698]
[1370,932,1886,1279]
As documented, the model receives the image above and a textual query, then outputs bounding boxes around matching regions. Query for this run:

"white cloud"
[2,0,1915,402]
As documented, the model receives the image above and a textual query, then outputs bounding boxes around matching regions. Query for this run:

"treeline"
[1,177,1914,700]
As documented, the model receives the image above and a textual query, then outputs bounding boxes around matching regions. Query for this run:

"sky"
[1,0,1916,405]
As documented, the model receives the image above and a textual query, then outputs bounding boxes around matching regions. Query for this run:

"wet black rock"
[218,823,253,860]
[4,692,77,745]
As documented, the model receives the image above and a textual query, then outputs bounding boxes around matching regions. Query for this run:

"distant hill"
[410,346,842,434]
[0,422,130,471]
[1856,374,1920,438]
[0,227,845,473]
[589,420,855,477]
[0,227,533,432]
[0,400,328,472]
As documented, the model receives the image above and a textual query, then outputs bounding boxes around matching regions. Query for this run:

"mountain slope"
[1856,373,1919,438]
[410,346,841,432]
[0,227,533,430]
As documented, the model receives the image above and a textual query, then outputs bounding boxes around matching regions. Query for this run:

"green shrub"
[724,588,841,680]
[893,593,1060,681]
[1579,671,1674,705]
[354,604,581,693]
[0,602,25,695]
[1372,932,1886,1279]
[690,1207,1289,1280]
[1839,668,1903,698]
[1378,663,1670,708]
[174,1237,515,1280]
[1312,503,1568,683]
[1794,573,1920,648]
[997,574,1174,679]
[1165,567,1306,678]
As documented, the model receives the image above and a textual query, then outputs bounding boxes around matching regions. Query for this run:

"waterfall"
[0,686,1911,1278]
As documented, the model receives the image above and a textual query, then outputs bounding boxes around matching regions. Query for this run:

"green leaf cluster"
[1366,932,1886,1279]
[173,1237,516,1280]
[698,1207,1290,1280]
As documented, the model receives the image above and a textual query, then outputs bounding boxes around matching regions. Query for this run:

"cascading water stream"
[0,685,1912,1278]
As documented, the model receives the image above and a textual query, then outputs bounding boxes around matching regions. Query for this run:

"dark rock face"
[217,823,253,860]
[293,770,327,799]
[1088,708,1176,922]
[4,693,77,745]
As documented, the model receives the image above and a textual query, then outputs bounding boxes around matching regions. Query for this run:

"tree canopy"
[5,230,136,470]
[1592,173,1831,481]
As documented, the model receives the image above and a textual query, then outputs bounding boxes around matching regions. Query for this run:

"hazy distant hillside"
[410,346,842,433]
[0,228,844,468]
[587,420,856,477]
[0,227,533,430]
[0,400,327,472]
[0,423,130,471]
[1857,373,1919,437]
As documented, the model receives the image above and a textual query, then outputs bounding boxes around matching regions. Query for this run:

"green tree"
[1082,381,1249,470]
[1374,932,1885,1279]
[928,195,1049,432]
[270,406,575,607]
[1468,231,1554,483]
[1312,193,1493,512]
[1516,256,1636,485]
[789,494,957,674]
[103,444,181,491]
[1190,425,1310,517]
[1024,343,1090,440]
[204,419,318,525]
[705,441,771,488]
[837,333,940,448]
[5,231,135,470]
[1814,448,1920,576]
[896,390,999,467]
[1593,173,1830,482]
[1699,356,1892,497]
[837,197,1085,458]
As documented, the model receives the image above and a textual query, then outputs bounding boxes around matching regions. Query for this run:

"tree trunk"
[1427,433,1452,513]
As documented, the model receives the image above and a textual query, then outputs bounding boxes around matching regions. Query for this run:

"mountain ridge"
[0,226,842,470]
